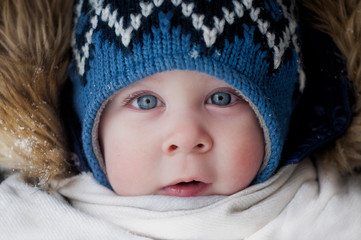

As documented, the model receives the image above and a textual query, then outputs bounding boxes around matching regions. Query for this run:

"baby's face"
[99,70,264,196]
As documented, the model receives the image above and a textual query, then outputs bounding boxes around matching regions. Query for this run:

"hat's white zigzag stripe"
[73,0,304,90]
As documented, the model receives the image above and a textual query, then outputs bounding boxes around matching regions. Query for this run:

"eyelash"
[121,91,155,106]
[207,88,244,103]
[121,88,244,108]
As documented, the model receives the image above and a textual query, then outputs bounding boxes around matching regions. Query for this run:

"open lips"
[160,180,211,197]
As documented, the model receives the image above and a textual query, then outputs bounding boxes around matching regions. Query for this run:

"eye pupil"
[137,95,157,110]
[211,92,231,106]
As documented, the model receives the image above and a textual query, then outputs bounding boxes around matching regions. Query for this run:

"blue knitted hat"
[69,0,305,187]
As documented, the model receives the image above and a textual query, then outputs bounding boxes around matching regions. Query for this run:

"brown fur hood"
[0,0,74,185]
[0,0,360,187]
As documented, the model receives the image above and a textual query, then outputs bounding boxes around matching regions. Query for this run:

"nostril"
[169,145,178,151]
[166,143,207,153]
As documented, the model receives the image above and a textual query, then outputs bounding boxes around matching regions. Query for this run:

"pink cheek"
[104,139,157,194]
[106,158,140,194]
[103,141,132,182]
[239,140,264,172]
[220,134,264,190]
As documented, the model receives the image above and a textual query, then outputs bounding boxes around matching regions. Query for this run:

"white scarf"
[2,159,361,239]
[58,160,310,239]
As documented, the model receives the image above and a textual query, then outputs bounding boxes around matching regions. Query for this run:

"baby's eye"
[207,92,232,106]
[132,94,161,110]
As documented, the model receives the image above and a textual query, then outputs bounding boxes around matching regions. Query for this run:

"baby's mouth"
[160,180,210,197]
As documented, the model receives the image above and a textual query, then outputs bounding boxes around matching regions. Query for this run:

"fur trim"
[0,0,75,186]
[301,0,361,173]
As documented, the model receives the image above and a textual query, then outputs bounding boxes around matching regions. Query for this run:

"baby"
[3,0,361,239]
[69,0,303,196]
[99,70,265,196]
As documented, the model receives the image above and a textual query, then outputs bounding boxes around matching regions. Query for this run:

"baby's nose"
[162,119,213,155]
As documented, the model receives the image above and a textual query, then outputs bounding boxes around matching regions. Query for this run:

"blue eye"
[209,92,231,106]
[133,95,159,110]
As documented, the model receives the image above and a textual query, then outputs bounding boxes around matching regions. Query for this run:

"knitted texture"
[69,0,304,187]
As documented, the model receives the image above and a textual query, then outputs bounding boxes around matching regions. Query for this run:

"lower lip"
[160,182,210,197]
